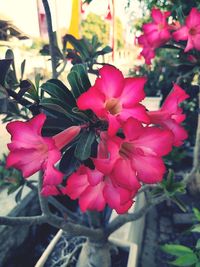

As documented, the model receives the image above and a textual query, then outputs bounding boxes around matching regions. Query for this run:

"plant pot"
[35,229,138,267]
[35,193,146,267]
[109,192,146,267]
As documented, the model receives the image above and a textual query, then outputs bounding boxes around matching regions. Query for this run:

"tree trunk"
[76,240,111,267]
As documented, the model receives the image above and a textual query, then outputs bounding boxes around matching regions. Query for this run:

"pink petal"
[79,182,106,212]
[6,121,43,149]
[64,171,89,199]
[6,148,44,178]
[132,155,166,183]
[111,158,138,190]
[28,113,47,135]
[119,77,147,107]
[41,185,60,196]
[87,168,104,186]
[163,119,188,147]
[192,34,200,51]
[96,65,124,98]
[151,8,165,24]
[77,86,105,117]
[107,114,121,136]
[185,37,194,52]
[162,84,189,112]
[122,118,144,141]
[172,26,188,41]
[53,125,81,150]
[103,182,133,214]
[119,104,150,124]
[186,8,200,28]
[133,127,173,156]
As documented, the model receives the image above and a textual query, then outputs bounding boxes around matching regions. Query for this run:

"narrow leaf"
[59,146,81,176]
[170,254,198,266]
[162,244,194,256]
[75,131,96,161]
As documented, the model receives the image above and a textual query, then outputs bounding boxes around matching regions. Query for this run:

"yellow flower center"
[119,142,133,159]
[105,98,122,115]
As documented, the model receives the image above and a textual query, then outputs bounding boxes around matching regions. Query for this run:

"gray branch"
[106,195,167,236]
[42,0,58,79]
[0,215,47,226]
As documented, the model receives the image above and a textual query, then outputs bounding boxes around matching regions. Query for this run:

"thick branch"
[0,215,47,226]
[184,91,200,184]
[106,195,167,236]
[42,0,58,78]
[26,181,81,222]
[38,171,51,216]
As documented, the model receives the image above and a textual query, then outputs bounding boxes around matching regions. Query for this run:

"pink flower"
[63,165,140,214]
[77,65,150,135]
[142,8,171,47]
[6,113,81,195]
[172,8,200,52]
[94,118,173,185]
[138,8,171,64]
[148,84,189,146]
[138,34,156,65]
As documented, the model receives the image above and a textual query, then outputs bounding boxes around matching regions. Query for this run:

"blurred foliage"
[62,34,112,74]
[161,207,200,266]
[0,154,25,203]
[81,13,110,47]
[81,13,124,49]
[152,170,186,212]
[126,0,200,17]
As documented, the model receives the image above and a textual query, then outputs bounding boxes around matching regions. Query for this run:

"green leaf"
[40,98,84,122]
[164,169,175,188]
[193,208,200,222]
[40,101,72,118]
[0,59,13,86]
[20,59,26,80]
[171,196,187,212]
[96,46,112,56]
[195,262,200,267]
[170,254,198,266]
[191,224,200,233]
[47,79,76,106]
[75,131,96,161]
[162,244,194,257]
[15,187,23,203]
[196,239,200,249]
[59,145,81,176]
[68,69,89,99]
[7,184,21,195]
[71,64,91,91]
[41,81,75,107]
[24,79,39,101]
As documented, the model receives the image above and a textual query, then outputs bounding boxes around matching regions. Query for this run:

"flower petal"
[95,65,124,98]
[77,86,105,117]
[133,127,173,156]
[79,182,106,212]
[119,77,147,107]
[111,158,138,190]
[132,155,166,183]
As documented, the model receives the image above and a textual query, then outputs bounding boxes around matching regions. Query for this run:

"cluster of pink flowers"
[6,65,189,214]
[138,8,200,64]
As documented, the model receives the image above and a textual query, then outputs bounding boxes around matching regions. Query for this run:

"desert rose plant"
[0,1,199,267]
